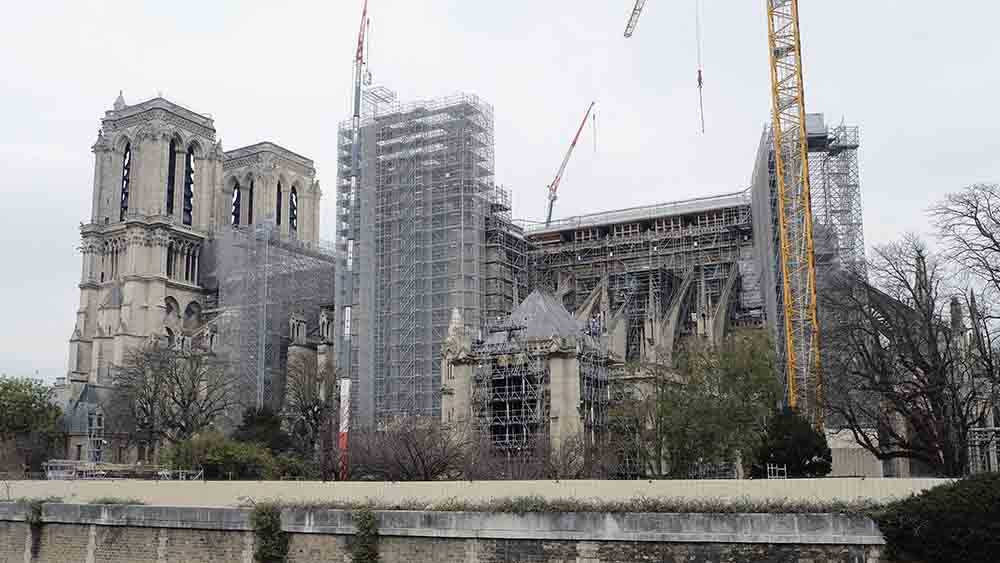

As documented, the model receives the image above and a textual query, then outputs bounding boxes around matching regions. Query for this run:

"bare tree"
[282,358,339,479]
[931,183,1000,297]
[349,417,470,481]
[461,432,548,480]
[823,236,999,476]
[111,343,240,446]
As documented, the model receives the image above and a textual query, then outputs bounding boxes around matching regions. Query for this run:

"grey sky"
[1,1,997,381]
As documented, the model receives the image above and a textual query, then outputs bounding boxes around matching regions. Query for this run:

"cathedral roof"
[487,289,583,344]
[103,95,216,136]
[223,142,316,177]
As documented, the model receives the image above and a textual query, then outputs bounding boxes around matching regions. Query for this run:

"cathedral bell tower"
[67,93,223,383]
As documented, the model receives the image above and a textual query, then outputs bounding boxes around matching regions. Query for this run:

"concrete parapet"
[0,503,882,545]
[3,477,948,508]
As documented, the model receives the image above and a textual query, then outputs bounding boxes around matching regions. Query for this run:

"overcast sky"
[1,1,998,381]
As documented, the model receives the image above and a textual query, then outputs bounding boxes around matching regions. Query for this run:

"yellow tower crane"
[624,0,823,424]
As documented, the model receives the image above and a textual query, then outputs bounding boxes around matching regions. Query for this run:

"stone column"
[91,139,112,223]
[312,180,323,243]
[142,134,165,216]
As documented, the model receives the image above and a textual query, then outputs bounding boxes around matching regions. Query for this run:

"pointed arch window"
[183,146,195,226]
[289,186,298,236]
[276,181,283,226]
[166,139,177,215]
[247,179,254,225]
[231,180,242,226]
[119,143,131,221]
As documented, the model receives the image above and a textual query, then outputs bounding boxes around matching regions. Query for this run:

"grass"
[88,497,147,505]
[0,496,63,505]
[235,495,880,515]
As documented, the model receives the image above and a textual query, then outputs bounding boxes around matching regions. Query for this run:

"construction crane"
[545,101,595,226]
[624,0,647,38]
[340,0,370,482]
[624,0,823,424]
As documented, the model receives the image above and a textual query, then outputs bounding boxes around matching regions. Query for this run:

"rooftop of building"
[524,189,752,236]
[224,141,315,169]
[486,289,585,345]
[102,93,216,133]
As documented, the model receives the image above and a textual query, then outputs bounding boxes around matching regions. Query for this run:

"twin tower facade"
[66,93,322,386]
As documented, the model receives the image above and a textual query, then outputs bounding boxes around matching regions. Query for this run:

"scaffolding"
[210,222,337,412]
[526,191,761,362]
[336,91,498,422]
[752,115,865,415]
[470,324,610,452]
[484,184,530,324]
[810,123,865,276]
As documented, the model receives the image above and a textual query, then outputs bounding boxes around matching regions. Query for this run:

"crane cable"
[695,0,706,133]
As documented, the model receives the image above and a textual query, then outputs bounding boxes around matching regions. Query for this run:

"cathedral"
[66,92,322,384]
[56,93,331,462]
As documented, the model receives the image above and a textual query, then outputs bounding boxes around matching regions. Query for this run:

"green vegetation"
[751,407,832,478]
[164,433,317,480]
[165,432,276,479]
[2,496,64,558]
[233,407,293,455]
[88,497,147,505]
[350,506,380,563]
[250,503,289,563]
[872,472,1000,563]
[616,333,781,478]
[235,495,877,515]
[0,376,61,472]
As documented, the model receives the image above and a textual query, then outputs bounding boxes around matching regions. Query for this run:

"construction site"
[320,0,871,445]
[206,222,337,413]
[335,87,528,427]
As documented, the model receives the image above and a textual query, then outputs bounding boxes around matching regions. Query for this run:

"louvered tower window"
[247,179,254,225]
[119,143,131,221]
[289,186,298,236]
[183,146,195,225]
[166,139,177,215]
[231,180,241,226]
[276,181,282,226]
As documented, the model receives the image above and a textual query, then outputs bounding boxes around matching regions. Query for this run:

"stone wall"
[4,477,948,508]
[0,502,888,563]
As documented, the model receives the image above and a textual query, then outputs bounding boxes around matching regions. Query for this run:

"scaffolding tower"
[752,115,865,416]
[336,91,498,422]
[484,184,530,324]
[470,324,610,452]
[210,222,337,412]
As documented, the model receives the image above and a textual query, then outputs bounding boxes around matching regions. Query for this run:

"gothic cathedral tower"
[67,93,322,384]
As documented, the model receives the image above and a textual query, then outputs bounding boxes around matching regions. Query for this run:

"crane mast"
[622,0,823,424]
[546,101,595,226]
[766,0,822,423]
[624,0,647,38]
[339,0,369,482]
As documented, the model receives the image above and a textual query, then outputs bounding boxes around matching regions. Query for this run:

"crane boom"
[624,0,647,38]
[546,101,595,226]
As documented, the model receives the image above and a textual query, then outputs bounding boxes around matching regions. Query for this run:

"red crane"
[546,101,595,226]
